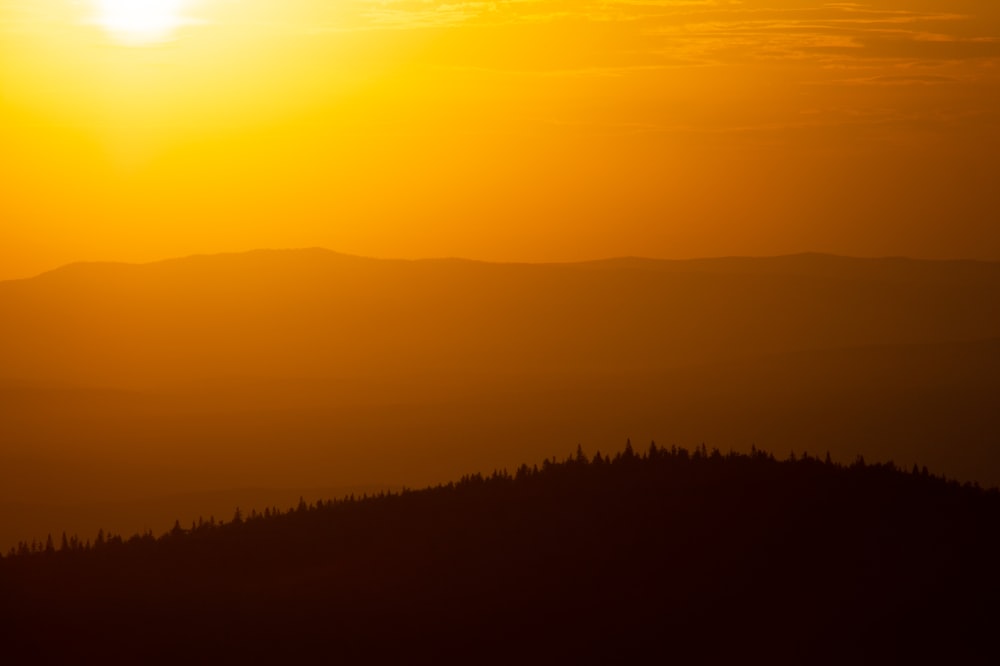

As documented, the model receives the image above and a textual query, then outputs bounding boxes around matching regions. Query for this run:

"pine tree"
[622,438,635,460]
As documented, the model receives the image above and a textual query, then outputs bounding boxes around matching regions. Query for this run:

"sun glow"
[93,0,192,44]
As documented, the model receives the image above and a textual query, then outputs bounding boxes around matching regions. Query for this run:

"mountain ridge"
[3,446,998,663]
[11,247,1000,286]
[3,246,999,554]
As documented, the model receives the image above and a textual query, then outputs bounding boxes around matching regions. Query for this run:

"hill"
[2,446,998,663]
[2,250,1000,550]
[4,249,1000,387]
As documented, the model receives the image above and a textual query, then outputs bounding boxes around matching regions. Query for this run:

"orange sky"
[2,0,999,280]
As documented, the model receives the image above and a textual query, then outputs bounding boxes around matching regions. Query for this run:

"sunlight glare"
[93,0,192,45]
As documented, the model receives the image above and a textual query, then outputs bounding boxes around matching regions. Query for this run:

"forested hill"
[2,445,999,664]
[4,250,1000,550]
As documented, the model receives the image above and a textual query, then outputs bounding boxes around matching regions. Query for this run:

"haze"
[2,0,1000,280]
[2,250,1000,550]
[1,1,999,555]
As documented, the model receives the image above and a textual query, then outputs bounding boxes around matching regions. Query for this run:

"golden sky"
[2,0,999,280]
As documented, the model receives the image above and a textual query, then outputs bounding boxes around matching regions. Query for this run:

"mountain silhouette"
[1,249,999,550]
[4,249,1000,387]
[2,446,998,664]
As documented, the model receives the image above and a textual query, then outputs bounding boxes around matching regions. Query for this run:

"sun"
[93,0,191,45]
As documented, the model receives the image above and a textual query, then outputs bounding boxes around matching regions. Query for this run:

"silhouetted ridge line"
[1,443,992,558]
[1,444,998,663]
[17,247,1000,284]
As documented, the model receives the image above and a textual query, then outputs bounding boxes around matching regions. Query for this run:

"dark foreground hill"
[3,249,1000,552]
[2,445,998,664]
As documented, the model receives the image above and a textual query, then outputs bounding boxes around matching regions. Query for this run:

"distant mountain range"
[1,250,999,550]
[4,249,999,387]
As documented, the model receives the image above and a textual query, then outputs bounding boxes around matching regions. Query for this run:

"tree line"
[2,441,998,663]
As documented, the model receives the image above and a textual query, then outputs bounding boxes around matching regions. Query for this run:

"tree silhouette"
[1,445,997,663]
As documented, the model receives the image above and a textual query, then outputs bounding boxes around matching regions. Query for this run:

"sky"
[2,0,999,280]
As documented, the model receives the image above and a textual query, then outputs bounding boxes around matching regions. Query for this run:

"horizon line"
[6,247,1000,284]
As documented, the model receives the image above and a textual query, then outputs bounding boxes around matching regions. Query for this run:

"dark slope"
[2,250,1000,552]
[2,448,998,664]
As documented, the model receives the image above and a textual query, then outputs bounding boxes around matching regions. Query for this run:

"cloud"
[315,0,1000,81]
[839,74,959,85]
[3,1,997,94]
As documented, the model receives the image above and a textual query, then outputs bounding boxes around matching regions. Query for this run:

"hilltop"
[2,249,1000,551]
[2,445,998,663]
